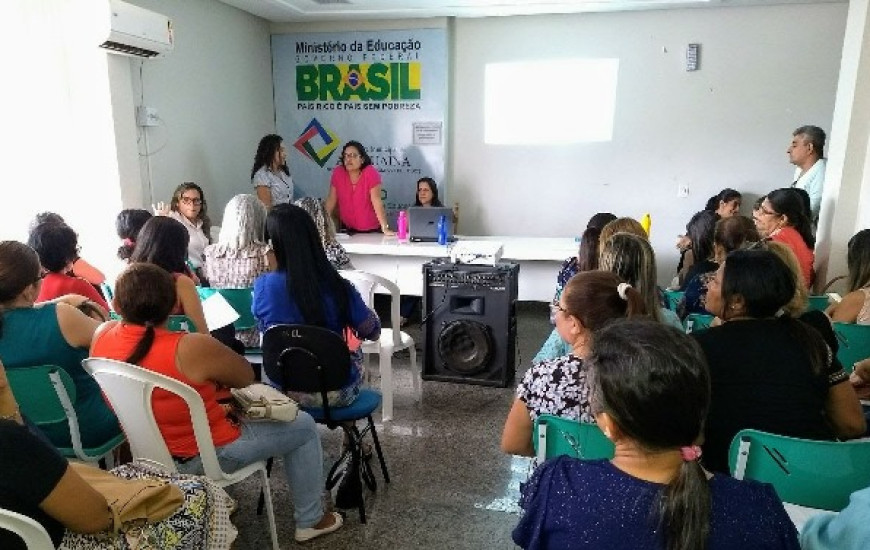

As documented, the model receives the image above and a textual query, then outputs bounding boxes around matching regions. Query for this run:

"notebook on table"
[408,206,455,242]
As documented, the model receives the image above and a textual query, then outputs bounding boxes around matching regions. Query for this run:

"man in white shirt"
[788,125,827,223]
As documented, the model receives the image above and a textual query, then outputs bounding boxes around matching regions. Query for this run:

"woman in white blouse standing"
[251,134,294,209]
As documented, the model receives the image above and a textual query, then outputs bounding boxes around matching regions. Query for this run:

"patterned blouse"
[516,354,594,423]
[203,242,271,347]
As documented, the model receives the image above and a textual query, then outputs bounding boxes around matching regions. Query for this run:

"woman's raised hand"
[152,202,171,216]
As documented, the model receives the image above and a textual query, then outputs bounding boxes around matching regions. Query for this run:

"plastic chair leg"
[379,352,394,421]
[408,344,421,401]
[259,466,280,550]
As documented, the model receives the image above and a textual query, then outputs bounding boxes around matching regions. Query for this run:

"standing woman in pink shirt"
[325,141,395,235]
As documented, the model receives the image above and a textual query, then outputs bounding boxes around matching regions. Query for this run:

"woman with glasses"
[325,141,394,235]
[153,182,212,277]
[695,249,864,473]
[500,271,646,457]
[0,241,121,450]
[251,134,294,209]
[753,188,815,287]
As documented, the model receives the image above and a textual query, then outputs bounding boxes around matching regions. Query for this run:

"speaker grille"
[437,320,493,375]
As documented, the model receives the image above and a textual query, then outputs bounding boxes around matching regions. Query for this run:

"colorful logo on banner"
[293,118,340,167]
[296,63,422,101]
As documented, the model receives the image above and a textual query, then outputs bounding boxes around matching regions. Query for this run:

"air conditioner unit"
[100,0,173,58]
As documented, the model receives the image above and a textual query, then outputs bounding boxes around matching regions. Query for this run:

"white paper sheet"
[201,292,240,331]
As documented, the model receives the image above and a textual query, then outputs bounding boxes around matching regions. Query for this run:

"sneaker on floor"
[295,512,344,542]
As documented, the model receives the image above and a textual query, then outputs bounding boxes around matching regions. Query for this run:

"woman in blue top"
[253,204,380,407]
[514,319,800,550]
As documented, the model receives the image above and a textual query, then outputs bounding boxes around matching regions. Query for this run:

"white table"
[341,234,577,302]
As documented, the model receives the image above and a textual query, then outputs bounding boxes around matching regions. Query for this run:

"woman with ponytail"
[513,319,800,550]
[91,263,344,543]
[695,249,865,473]
[533,212,616,362]
[501,271,646,456]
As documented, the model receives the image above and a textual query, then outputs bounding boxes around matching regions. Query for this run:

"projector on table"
[449,241,504,266]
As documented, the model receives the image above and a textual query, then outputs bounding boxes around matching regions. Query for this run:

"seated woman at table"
[91,263,342,543]
[28,222,109,311]
[533,212,616,362]
[679,215,758,318]
[753,188,815,287]
[294,197,353,271]
[414,177,459,224]
[0,241,120,449]
[599,232,683,330]
[501,271,646,457]
[204,194,275,348]
[29,212,106,286]
[130,217,208,335]
[694,249,865,473]
[513,319,800,550]
[253,204,381,408]
[325,141,394,235]
[827,229,870,324]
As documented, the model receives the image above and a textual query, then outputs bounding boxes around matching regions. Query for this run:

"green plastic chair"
[533,414,614,462]
[663,290,684,312]
[729,429,870,511]
[684,313,715,334]
[806,295,830,313]
[833,322,870,373]
[6,365,125,465]
[167,315,197,333]
[196,287,256,331]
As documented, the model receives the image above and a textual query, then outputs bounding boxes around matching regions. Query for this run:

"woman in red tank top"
[90,263,342,542]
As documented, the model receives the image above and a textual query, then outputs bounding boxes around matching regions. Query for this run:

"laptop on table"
[408,206,456,242]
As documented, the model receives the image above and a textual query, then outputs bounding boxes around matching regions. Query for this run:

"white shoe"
[294,512,344,542]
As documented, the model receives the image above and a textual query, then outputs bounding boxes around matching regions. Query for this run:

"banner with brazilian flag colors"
[272,29,447,220]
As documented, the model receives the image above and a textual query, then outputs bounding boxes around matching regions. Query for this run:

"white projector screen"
[485,58,619,145]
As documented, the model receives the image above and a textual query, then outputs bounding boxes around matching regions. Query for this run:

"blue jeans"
[176,413,324,528]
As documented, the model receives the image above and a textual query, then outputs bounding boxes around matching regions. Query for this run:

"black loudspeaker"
[422,262,519,387]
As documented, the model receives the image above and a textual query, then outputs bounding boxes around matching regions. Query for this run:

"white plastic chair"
[0,508,54,549]
[340,270,421,421]
[82,357,279,550]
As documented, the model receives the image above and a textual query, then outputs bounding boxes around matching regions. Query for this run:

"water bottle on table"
[397,210,408,241]
[437,214,448,245]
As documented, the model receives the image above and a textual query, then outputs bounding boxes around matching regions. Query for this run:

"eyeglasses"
[180,196,202,206]
[342,153,361,160]
[549,303,567,317]
[757,207,780,217]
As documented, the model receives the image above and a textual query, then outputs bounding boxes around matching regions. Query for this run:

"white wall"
[451,3,847,283]
[119,0,275,225]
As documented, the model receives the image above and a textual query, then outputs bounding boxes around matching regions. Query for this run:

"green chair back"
[6,366,75,426]
[533,414,614,461]
[6,365,125,463]
[684,313,714,334]
[196,287,256,331]
[663,290,684,312]
[729,429,870,511]
[833,322,870,373]
[167,315,197,333]
[100,282,114,305]
[806,295,830,313]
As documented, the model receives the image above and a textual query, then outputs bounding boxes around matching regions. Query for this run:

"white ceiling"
[216,0,840,23]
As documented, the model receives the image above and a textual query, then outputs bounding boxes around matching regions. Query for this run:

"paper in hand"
[201,292,240,331]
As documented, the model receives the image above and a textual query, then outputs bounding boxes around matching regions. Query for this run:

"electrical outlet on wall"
[677,184,689,198]
[136,106,160,127]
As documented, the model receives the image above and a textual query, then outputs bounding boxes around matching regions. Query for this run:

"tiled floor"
[225,302,551,549]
